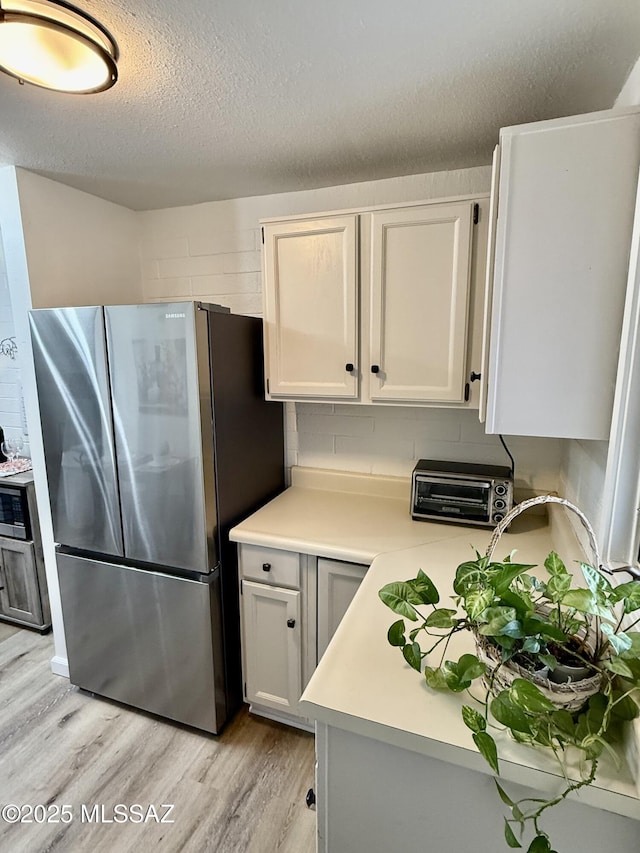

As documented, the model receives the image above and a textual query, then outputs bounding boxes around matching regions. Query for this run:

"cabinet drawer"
[239,544,300,588]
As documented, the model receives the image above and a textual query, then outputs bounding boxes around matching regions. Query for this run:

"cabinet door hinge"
[261,227,265,244]
[464,382,470,402]
[473,203,479,225]
[266,377,270,394]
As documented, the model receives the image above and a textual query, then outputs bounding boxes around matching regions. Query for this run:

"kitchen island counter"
[299,527,640,853]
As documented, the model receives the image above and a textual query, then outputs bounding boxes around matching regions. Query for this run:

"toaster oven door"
[413,476,491,524]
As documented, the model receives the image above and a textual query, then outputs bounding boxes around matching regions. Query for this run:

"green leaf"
[610,690,640,722]
[494,779,515,807]
[510,679,556,713]
[491,562,536,594]
[500,589,534,616]
[585,693,607,734]
[521,636,541,654]
[581,562,612,596]
[453,561,487,595]
[561,588,605,615]
[504,819,522,848]
[545,573,572,603]
[610,581,640,614]
[440,654,486,692]
[461,705,486,733]
[472,731,499,773]
[544,551,567,576]
[387,620,406,647]
[620,631,640,660]
[527,836,551,853]
[536,621,567,643]
[551,709,575,737]
[456,653,486,684]
[500,620,525,639]
[424,666,449,691]
[538,653,558,670]
[490,691,532,734]
[601,622,633,654]
[378,583,420,621]
[409,569,440,605]
[402,641,422,671]
[604,657,635,678]
[466,588,496,620]
[478,606,517,635]
[424,608,458,628]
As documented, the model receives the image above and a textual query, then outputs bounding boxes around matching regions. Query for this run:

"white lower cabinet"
[239,545,368,727]
[241,580,301,714]
[317,558,367,659]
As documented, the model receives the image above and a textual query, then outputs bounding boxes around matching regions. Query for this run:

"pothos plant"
[379,550,640,853]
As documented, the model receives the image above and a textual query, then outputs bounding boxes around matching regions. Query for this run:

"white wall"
[0,166,144,673]
[16,169,141,308]
[139,166,564,495]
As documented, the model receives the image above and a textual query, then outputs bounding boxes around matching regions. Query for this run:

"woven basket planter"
[475,495,606,714]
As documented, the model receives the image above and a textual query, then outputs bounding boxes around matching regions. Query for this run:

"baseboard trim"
[248,703,314,733]
[50,655,69,678]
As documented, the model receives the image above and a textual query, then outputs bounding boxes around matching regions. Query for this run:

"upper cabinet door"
[485,108,640,440]
[263,216,358,399]
[368,202,473,403]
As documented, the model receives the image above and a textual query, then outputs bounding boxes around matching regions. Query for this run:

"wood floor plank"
[0,629,316,852]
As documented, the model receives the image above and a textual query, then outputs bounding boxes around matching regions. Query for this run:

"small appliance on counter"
[411,459,513,527]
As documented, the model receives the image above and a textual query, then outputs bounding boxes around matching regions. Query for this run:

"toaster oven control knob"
[493,513,505,523]
[494,498,506,511]
[495,483,508,496]
[371,365,380,374]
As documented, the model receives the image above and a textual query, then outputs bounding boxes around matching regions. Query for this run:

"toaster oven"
[411,459,513,527]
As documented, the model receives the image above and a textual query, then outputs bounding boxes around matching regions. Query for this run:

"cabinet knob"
[345,363,354,373]
[470,371,482,383]
[287,618,296,628]
[371,365,380,374]
[262,563,271,572]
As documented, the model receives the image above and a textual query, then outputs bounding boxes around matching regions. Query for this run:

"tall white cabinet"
[483,106,640,440]
[261,195,488,408]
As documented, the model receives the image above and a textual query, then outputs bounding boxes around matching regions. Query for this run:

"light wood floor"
[0,625,316,853]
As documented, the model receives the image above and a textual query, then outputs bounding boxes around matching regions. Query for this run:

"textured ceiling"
[0,0,638,211]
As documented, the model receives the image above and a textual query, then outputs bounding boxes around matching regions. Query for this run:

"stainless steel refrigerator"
[29,302,284,733]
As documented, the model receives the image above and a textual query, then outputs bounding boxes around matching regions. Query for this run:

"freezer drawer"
[57,552,226,733]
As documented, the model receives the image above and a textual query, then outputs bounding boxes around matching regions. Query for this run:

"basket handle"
[485,495,603,571]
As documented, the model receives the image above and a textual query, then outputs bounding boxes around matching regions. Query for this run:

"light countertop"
[229,466,489,563]
[300,525,640,821]
[230,466,640,820]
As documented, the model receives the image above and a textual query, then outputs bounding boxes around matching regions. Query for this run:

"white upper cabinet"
[262,216,358,399]
[484,107,640,440]
[261,196,486,407]
[368,202,473,403]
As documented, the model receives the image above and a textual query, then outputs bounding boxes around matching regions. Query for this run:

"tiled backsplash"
[289,402,562,493]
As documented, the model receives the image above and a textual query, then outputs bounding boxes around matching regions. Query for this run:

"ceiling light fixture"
[0,0,118,94]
